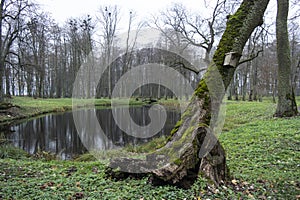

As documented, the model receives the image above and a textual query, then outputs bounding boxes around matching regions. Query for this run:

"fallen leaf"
[231,179,238,185]
[242,181,249,186]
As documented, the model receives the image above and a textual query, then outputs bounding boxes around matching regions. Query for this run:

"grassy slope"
[0,98,299,199]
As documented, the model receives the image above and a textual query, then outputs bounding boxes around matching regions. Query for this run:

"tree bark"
[274,0,298,117]
[108,0,270,186]
[0,0,4,102]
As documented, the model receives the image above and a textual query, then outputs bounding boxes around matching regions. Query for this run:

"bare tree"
[121,11,145,98]
[152,1,228,67]
[48,24,62,98]
[97,5,119,99]
[0,0,31,102]
[289,21,300,96]
[274,0,298,117]
[79,15,95,98]
[26,14,50,98]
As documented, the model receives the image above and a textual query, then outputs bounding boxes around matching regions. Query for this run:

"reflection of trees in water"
[7,107,180,159]
[8,113,87,160]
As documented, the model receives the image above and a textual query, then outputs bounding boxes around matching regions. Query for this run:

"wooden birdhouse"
[224,52,240,68]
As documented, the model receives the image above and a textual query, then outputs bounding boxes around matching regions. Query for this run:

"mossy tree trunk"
[109,0,270,186]
[274,0,298,117]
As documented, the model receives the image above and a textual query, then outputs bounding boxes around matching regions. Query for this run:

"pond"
[6,106,180,159]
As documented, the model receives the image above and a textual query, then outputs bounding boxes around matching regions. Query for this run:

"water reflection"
[6,106,180,159]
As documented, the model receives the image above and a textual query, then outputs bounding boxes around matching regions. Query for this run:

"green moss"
[183,126,196,139]
[212,0,254,87]
[170,119,183,136]
[181,106,192,119]
[157,124,197,166]
[124,136,168,153]
[167,102,194,141]
[194,79,209,98]
[193,79,211,124]
[198,123,209,128]
[194,78,211,108]
[174,158,182,166]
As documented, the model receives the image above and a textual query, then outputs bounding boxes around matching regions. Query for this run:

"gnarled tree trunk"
[109,0,270,186]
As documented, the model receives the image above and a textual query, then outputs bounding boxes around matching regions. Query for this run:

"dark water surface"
[6,106,180,159]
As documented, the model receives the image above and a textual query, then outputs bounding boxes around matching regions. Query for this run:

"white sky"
[37,0,222,47]
[38,0,213,25]
[36,0,290,47]
[36,0,282,33]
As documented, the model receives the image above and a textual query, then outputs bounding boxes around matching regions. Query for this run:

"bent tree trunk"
[109,0,270,186]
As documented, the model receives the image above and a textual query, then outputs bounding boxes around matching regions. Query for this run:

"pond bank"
[6,106,180,159]
[0,97,145,127]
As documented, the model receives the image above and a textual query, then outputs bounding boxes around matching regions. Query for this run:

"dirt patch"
[0,106,25,118]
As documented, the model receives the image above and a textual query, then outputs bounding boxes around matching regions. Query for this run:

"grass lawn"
[0,97,299,199]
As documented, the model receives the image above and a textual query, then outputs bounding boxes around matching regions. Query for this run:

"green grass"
[0,96,143,124]
[220,100,300,199]
[0,144,30,160]
[0,98,299,199]
[223,100,277,131]
[0,159,204,200]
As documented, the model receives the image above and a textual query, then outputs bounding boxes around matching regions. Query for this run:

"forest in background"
[0,0,299,101]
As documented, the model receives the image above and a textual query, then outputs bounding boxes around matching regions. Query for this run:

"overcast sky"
[36,0,291,48]
[36,0,282,32]
[38,0,215,25]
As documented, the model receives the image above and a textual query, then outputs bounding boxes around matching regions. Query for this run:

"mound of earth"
[0,103,24,118]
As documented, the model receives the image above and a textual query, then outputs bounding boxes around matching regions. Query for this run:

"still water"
[6,106,180,159]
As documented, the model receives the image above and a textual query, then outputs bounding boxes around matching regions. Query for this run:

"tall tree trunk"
[0,0,4,102]
[11,66,15,96]
[253,62,258,101]
[242,39,252,101]
[274,0,298,117]
[227,81,234,100]
[234,72,239,101]
[5,64,10,97]
[242,66,249,101]
[109,0,270,186]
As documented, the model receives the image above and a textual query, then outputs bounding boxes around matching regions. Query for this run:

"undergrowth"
[0,98,299,199]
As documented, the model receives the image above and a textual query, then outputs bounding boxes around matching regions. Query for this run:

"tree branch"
[237,49,263,66]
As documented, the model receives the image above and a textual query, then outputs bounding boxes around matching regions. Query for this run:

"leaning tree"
[108,0,270,186]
